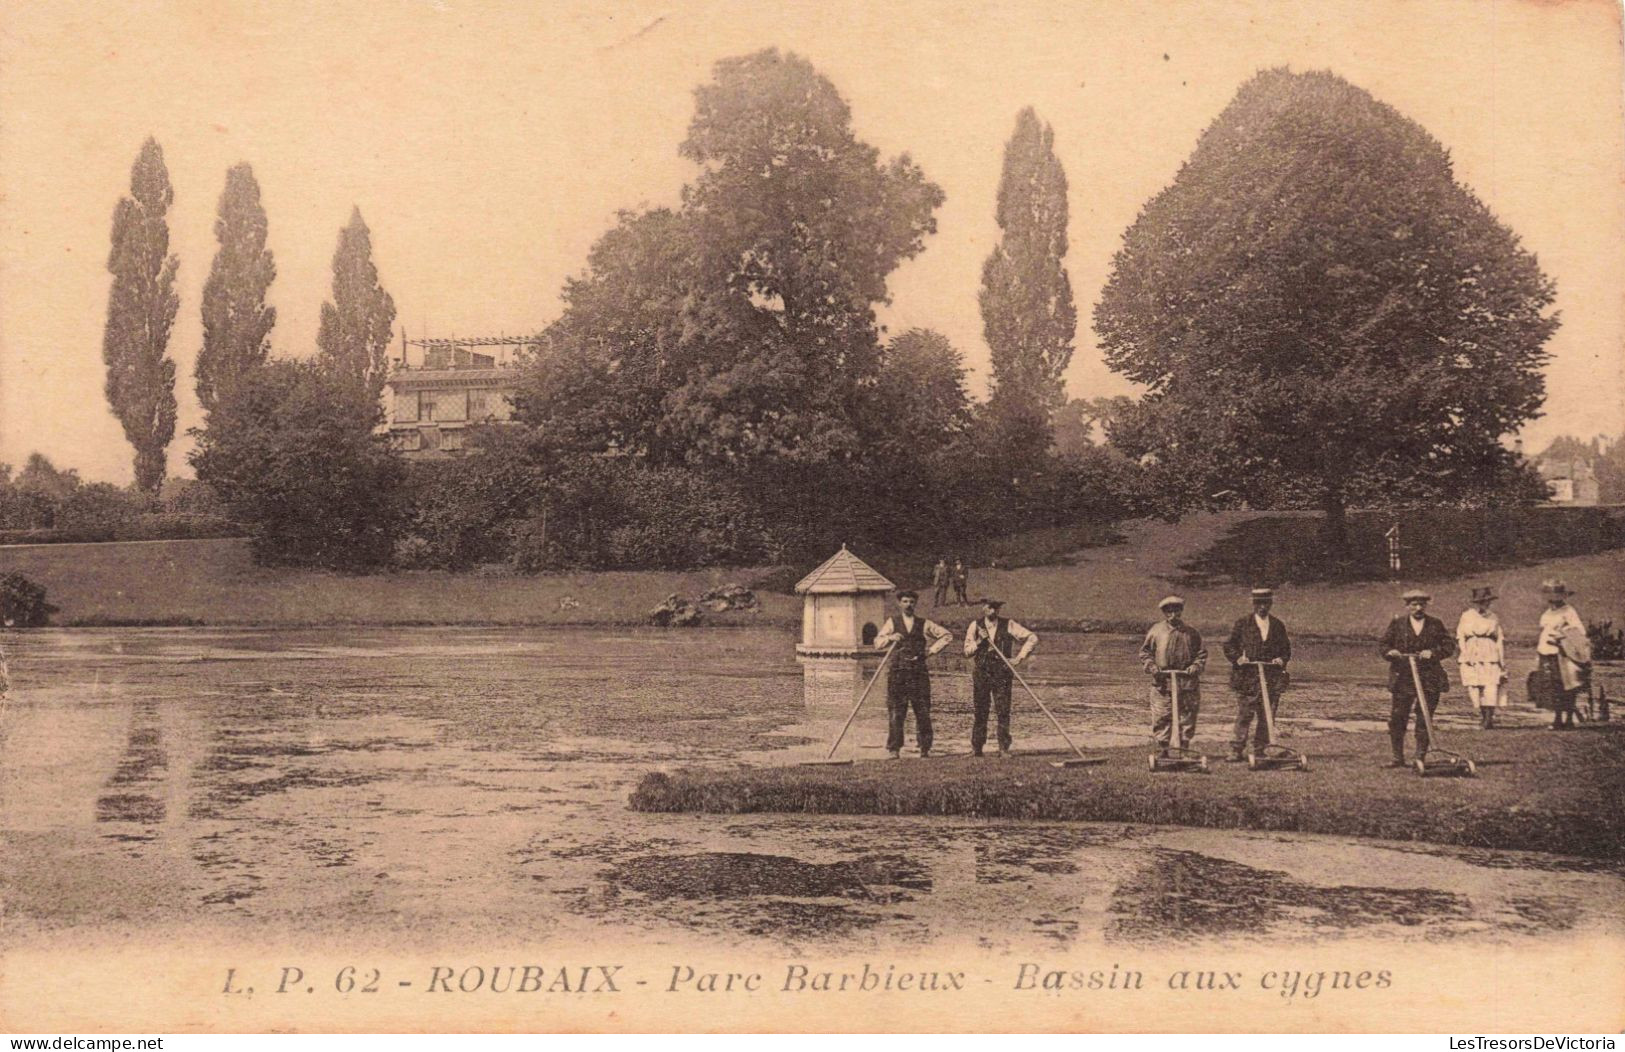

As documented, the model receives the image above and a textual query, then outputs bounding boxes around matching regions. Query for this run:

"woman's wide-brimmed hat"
[1540,578,1574,597]
[1469,585,1497,603]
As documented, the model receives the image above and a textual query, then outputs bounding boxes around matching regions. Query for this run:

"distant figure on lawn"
[1456,585,1507,729]
[1536,579,1589,731]
[1379,589,1456,767]
[1221,587,1291,762]
[963,598,1038,757]
[873,590,953,760]
[931,558,950,606]
[951,558,969,605]
[1140,596,1207,755]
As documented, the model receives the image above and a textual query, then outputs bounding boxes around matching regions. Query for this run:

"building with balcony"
[383,335,535,458]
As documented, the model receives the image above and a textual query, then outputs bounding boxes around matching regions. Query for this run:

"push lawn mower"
[1239,660,1308,772]
[1149,669,1209,773]
[1408,654,1476,778]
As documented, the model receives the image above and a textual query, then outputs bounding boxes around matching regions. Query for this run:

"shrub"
[0,572,56,627]
[396,431,551,570]
[0,514,238,546]
[55,483,145,532]
[1590,621,1624,662]
[191,359,404,571]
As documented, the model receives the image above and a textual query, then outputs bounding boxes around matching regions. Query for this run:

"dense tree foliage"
[197,163,276,415]
[1096,69,1559,544]
[523,49,943,474]
[1051,395,1134,457]
[514,208,690,461]
[191,359,403,569]
[102,137,179,493]
[0,454,231,542]
[980,108,1077,460]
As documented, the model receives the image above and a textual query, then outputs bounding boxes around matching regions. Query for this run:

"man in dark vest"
[873,590,953,759]
[1378,588,1457,767]
[962,598,1039,757]
[1221,586,1293,762]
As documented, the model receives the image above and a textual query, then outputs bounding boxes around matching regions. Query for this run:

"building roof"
[795,545,895,595]
[1536,457,1596,482]
[387,367,514,389]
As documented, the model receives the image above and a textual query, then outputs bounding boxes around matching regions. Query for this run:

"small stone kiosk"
[794,545,895,707]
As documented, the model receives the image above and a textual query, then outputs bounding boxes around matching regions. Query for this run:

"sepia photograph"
[1,0,1622,1035]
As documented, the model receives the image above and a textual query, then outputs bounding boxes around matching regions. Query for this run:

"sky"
[2,0,1622,484]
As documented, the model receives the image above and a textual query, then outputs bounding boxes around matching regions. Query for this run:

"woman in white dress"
[1537,578,1588,730]
[1456,585,1506,729]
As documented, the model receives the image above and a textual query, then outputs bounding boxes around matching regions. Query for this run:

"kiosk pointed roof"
[794,545,895,595]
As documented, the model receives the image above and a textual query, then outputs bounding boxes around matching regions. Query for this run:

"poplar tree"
[979,107,1077,456]
[102,137,179,494]
[316,207,396,410]
[197,163,276,415]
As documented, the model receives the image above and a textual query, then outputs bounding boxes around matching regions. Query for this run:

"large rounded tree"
[1095,69,1559,544]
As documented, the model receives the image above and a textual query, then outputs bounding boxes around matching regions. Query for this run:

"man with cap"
[1221,587,1293,762]
[1379,589,1457,767]
[874,590,954,759]
[962,598,1038,756]
[1140,596,1208,754]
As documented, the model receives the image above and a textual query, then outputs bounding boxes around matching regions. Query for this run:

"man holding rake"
[874,590,954,759]
[963,598,1038,757]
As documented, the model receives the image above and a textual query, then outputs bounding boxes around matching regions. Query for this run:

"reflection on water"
[1105,849,1472,943]
[612,851,933,901]
[0,626,1621,952]
[95,699,166,831]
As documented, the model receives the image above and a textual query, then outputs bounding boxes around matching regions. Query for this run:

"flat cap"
[1158,595,1185,610]
[1401,588,1431,601]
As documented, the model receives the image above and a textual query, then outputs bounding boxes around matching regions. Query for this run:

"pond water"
[1,626,1619,954]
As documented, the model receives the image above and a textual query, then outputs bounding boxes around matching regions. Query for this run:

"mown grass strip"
[631,726,1625,860]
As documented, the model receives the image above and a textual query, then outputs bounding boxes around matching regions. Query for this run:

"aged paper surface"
[2,0,1623,1034]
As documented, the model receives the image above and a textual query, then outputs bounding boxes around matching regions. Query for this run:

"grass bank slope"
[631,725,1625,860]
[0,538,799,627]
[4,510,1620,636]
[916,513,1625,644]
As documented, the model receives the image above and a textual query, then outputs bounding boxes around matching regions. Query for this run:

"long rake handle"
[825,645,895,760]
[990,642,1087,760]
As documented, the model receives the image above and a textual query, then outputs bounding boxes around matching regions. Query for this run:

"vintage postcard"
[1,0,1623,1035]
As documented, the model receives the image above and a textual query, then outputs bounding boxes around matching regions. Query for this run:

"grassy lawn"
[1179,506,1625,584]
[631,724,1625,860]
[920,513,1625,644]
[3,507,1620,640]
[0,538,799,627]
